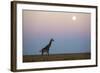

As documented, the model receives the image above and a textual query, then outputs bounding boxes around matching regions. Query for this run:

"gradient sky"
[23,10,91,55]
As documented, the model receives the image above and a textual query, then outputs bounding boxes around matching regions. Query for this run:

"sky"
[22,10,91,55]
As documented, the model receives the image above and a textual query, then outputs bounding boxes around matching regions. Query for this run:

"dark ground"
[23,53,91,62]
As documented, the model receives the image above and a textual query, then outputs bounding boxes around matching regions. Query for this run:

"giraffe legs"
[41,49,50,56]
[47,51,49,56]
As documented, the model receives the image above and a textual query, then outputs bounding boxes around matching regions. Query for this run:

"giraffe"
[40,38,54,55]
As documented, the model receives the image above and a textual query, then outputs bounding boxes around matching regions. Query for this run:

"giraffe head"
[51,38,54,42]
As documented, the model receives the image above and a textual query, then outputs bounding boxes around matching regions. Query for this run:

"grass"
[23,53,91,62]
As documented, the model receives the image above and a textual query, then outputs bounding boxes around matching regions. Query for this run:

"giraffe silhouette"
[40,38,54,55]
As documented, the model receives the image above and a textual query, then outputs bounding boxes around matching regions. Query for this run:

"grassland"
[23,53,90,62]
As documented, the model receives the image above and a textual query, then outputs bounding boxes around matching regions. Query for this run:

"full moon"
[72,16,76,21]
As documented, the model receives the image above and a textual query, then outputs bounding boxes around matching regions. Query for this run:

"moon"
[72,16,76,21]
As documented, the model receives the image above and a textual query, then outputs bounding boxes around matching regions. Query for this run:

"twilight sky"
[23,10,91,55]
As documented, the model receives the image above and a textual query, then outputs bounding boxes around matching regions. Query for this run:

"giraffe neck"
[48,40,52,47]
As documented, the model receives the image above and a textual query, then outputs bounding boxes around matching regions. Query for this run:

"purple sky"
[23,10,91,55]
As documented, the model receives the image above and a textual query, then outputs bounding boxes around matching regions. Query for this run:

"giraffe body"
[40,38,54,55]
